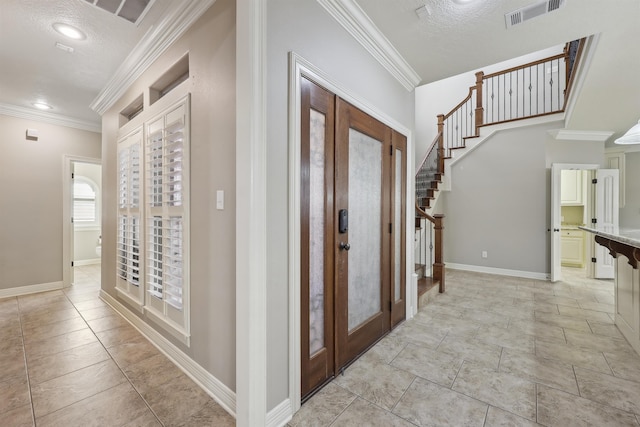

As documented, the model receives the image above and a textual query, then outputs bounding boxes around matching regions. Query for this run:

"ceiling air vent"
[505,0,566,28]
[84,0,155,25]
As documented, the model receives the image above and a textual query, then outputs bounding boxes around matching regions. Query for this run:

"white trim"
[63,155,102,288]
[90,0,216,115]
[0,103,100,133]
[316,0,421,91]
[288,52,415,416]
[73,258,101,266]
[0,281,63,298]
[446,263,550,281]
[99,291,236,416]
[114,288,144,314]
[607,145,640,154]
[143,305,191,347]
[266,399,292,427]
[547,129,614,142]
[236,0,267,425]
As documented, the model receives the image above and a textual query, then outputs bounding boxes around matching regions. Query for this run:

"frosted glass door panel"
[347,128,382,331]
[309,109,326,356]
[394,149,402,302]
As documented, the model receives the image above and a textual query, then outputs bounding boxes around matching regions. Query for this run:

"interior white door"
[70,161,76,285]
[594,169,619,279]
[550,164,563,282]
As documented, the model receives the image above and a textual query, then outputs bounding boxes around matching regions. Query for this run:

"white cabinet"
[561,170,585,205]
[561,229,584,267]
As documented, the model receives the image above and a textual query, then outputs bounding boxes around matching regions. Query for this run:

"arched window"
[73,178,99,224]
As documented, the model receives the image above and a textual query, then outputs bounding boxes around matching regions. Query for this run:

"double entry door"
[300,77,407,398]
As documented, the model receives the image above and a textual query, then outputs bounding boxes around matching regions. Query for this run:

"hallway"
[291,268,640,426]
[0,265,233,426]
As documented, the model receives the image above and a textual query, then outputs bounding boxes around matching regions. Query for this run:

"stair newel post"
[474,71,484,135]
[433,214,445,293]
[437,114,445,175]
[563,42,570,87]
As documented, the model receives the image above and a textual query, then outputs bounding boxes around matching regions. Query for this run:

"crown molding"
[317,0,421,91]
[0,103,101,133]
[90,0,216,115]
[547,129,614,142]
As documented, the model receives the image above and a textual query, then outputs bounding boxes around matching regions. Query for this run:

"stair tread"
[418,277,439,296]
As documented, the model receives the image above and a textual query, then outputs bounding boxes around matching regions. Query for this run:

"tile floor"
[291,267,640,427]
[0,264,234,426]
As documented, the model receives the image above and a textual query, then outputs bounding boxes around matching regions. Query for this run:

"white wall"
[415,45,563,170]
[267,0,415,411]
[441,122,605,276]
[0,115,101,290]
[74,162,102,263]
[620,151,640,229]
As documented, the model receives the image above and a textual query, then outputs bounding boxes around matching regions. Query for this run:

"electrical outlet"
[482,251,488,259]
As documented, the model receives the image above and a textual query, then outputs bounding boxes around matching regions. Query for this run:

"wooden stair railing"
[415,203,445,294]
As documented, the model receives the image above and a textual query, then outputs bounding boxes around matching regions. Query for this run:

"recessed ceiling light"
[33,102,52,110]
[52,23,86,40]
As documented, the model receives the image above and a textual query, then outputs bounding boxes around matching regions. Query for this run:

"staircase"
[413,38,586,307]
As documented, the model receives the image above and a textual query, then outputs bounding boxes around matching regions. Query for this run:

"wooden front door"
[300,77,406,399]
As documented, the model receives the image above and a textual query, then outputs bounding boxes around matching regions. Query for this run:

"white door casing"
[594,169,619,279]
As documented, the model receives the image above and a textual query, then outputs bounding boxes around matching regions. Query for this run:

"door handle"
[339,242,350,251]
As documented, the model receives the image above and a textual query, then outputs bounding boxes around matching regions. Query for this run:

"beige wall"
[0,115,100,290]
[100,0,237,390]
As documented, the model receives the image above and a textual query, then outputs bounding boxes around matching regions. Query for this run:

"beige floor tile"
[79,305,117,321]
[31,359,127,417]
[0,403,34,427]
[333,357,415,410]
[537,384,639,426]
[95,324,143,348]
[66,291,101,304]
[18,300,76,317]
[107,335,160,368]
[0,374,31,416]
[324,397,410,427]
[414,311,481,337]
[420,301,464,318]
[0,336,24,359]
[17,291,66,309]
[499,348,578,394]
[507,319,566,343]
[556,305,614,323]
[20,307,81,329]
[36,382,154,427]
[143,374,216,426]
[578,300,615,314]
[512,299,559,314]
[22,316,89,343]
[452,362,536,421]
[535,339,612,374]
[389,319,446,349]
[86,314,130,333]
[121,410,163,427]
[475,326,536,353]
[390,343,463,387]
[436,333,503,369]
[575,367,640,415]
[71,298,108,311]
[289,382,356,427]
[175,399,236,427]
[588,321,626,339]
[484,406,543,426]
[27,341,110,385]
[122,353,184,395]
[24,328,98,361]
[362,334,407,364]
[393,377,487,427]
[564,329,637,356]
[603,352,640,383]
[459,308,510,328]
[533,294,581,308]
[533,313,592,332]
[0,317,22,341]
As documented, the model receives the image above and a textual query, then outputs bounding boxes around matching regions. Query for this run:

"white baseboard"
[74,258,101,266]
[267,399,292,427]
[446,263,550,281]
[0,281,63,298]
[99,290,237,418]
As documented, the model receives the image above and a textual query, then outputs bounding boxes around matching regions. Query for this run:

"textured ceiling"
[356,0,640,140]
[0,0,171,126]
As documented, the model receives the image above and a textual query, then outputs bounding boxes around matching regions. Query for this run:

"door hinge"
[390,145,393,155]
[389,223,392,234]
[71,261,74,267]
[389,301,392,311]
[71,217,74,223]
[71,172,75,179]
[591,257,597,263]
[591,218,597,224]
[592,178,597,184]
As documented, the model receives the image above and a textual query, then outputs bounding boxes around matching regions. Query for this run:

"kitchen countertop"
[579,226,640,250]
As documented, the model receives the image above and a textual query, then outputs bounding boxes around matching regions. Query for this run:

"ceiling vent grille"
[84,0,155,25]
[505,0,566,28]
